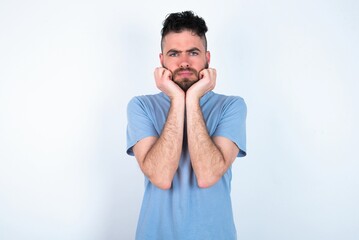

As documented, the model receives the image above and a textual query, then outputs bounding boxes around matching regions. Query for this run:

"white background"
[1,0,358,239]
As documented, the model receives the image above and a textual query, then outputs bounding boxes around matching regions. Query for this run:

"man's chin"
[173,79,199,91]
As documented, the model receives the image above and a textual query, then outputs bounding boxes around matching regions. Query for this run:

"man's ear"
[159,53,164,66]
[206,51,211,65]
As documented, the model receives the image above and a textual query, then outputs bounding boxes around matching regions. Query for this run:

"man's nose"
[179,56,190,69]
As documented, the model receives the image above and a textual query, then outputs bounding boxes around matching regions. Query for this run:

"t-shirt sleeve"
[126,96,159,156]
[213,97,247,157]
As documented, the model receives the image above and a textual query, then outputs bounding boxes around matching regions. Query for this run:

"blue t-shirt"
[127,91,247,240]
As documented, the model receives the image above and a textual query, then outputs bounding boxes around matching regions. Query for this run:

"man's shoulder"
[208,91,246,105]
[127,92,170,113]
[129,92,168,104]
[130,92,165,101]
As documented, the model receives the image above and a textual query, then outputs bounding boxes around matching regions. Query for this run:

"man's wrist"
[170,93,186,106]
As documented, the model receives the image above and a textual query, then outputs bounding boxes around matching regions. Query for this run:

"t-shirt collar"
[160,91,214,104]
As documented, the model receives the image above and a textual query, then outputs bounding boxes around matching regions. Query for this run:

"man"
[126,11,247,240]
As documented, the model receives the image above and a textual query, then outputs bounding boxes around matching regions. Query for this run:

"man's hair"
[161,11,208,51]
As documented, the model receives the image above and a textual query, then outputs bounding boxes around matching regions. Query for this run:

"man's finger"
[199,69,208,79]
[154,67,169,79]
[163,69,172,80]
[154,67,164,78]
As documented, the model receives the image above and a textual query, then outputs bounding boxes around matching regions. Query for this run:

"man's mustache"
[172,68,199,79]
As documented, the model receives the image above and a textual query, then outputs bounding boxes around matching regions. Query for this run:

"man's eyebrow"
[186,47,201,52]
[166,49,181,55]
[166,48,201,55]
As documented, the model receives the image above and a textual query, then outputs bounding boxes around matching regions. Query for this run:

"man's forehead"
[162,31,206,50]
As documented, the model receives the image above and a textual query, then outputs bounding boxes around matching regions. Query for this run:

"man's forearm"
[186,99,227,188]
[142,97,185,189]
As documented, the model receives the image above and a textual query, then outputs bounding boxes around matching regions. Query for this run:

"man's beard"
[165,62,209,92]
[172,67,199,91]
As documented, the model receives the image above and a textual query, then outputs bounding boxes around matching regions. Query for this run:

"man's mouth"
[177,70,194,77]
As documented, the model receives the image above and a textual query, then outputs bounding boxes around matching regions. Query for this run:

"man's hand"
[186,68,217,101]
[154,67,184,99]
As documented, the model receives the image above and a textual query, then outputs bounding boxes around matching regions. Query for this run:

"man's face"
[160,30,210,91]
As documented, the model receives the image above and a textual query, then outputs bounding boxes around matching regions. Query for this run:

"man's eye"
[189,51,199,56]
[169,52,179,57]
